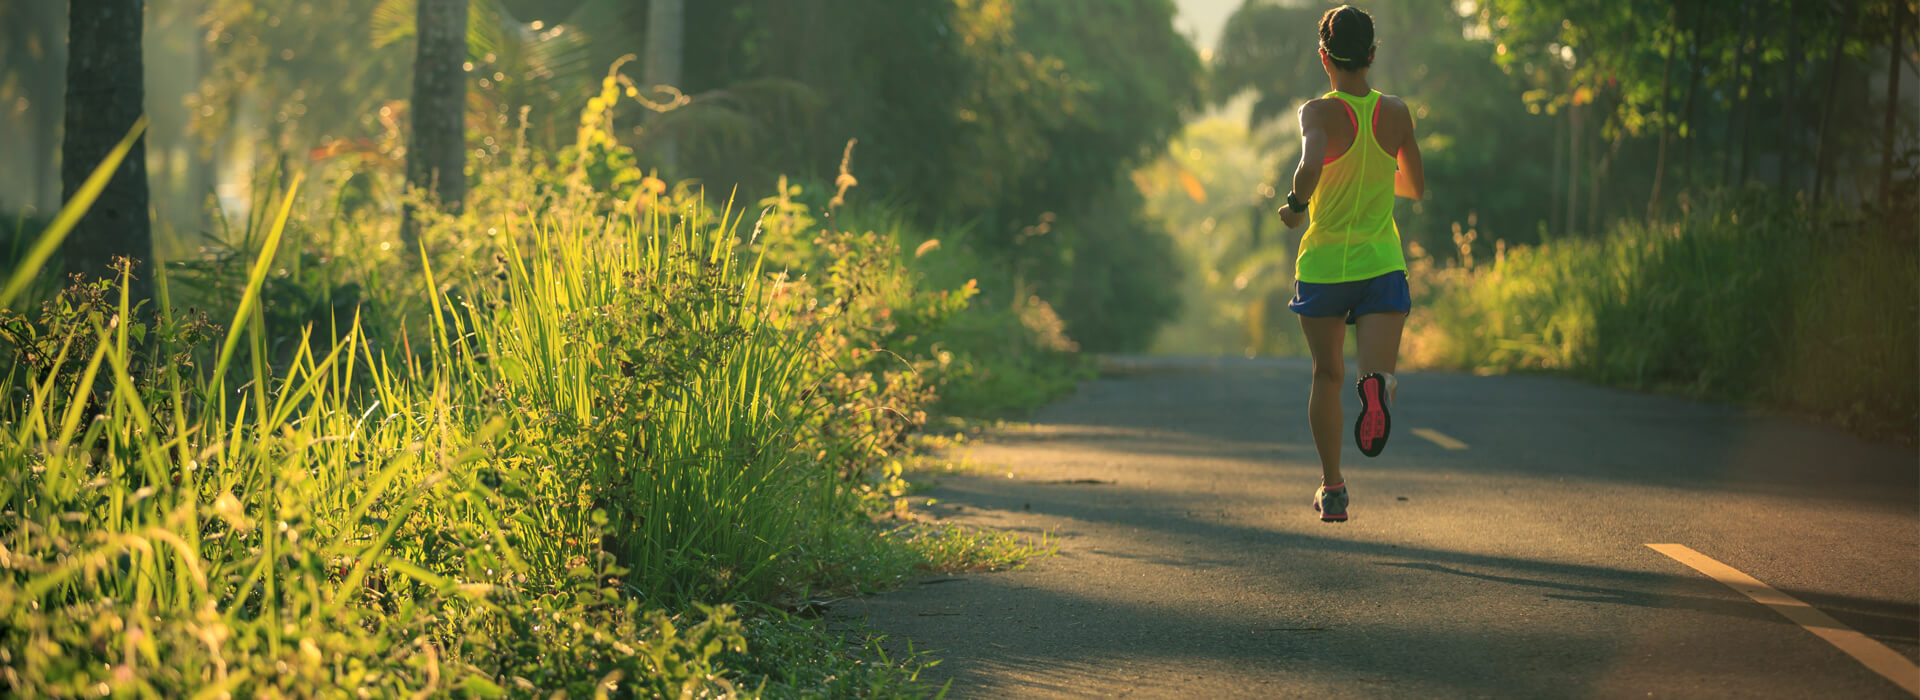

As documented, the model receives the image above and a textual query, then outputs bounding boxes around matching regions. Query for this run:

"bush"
[1405,193,1918,443]
[817,207,1092,419]
[1,81,1071,696]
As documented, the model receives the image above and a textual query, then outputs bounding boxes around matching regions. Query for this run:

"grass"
[783,203,1094,420]
[1404,191,1919,444]
[0,106,1074,695]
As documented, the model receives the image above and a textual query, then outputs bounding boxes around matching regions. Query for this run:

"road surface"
[836,356,1920,698]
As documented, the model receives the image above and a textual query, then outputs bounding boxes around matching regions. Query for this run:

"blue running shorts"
[1287,270,1412,325]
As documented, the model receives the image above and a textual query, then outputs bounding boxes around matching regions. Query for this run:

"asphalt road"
[835,356,1920,699]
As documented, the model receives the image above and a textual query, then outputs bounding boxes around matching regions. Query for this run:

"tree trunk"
[644,0,684,91]
[645,0,684,169]
[1778,0,1801,193]
[60,0,152,302]
[402,0,469,252]
[1877,1,1903,211]
[1647,7,1679,222]
[1565,97,1584,236]
[1812,4,1855,207]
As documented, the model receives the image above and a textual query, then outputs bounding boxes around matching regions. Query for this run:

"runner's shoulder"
[1377,94,1415,126]
[1298,97,1346,126]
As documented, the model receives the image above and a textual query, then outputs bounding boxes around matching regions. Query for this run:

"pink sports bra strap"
[1325,101,1359,165]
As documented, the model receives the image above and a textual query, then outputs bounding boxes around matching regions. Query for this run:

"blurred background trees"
[3,0,1203,351]
[0,0,1912,354]
[1143,0,1914,356]
[1196,0,1918,261]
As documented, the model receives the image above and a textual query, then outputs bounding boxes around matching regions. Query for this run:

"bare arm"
[1393,100,1425,200]
[1280,103,1328,229]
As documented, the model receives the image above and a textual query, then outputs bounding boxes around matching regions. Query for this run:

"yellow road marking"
[1647,543,1920,696]
[1410,428,1468,450]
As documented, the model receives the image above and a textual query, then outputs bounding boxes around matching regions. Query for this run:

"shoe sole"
[1355,374,1390,457]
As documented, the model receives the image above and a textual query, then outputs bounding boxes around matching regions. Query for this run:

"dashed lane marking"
[1410,428,1468,450]
[1647,543,1920,697]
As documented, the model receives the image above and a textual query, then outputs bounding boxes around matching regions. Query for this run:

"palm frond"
[368,0,511,60]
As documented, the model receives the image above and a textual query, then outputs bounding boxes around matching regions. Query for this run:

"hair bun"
[1318,5,1375,70]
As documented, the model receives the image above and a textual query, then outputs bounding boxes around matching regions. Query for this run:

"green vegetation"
[1150,0,1912,442]
[15,0,1199,353]
[0,0,1913,691]
[1137,116,1300,358]
[1404,193,1918,442]
[0,83,1069,695]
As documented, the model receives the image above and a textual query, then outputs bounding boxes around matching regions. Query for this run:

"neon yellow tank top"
[1296,89,1406,284]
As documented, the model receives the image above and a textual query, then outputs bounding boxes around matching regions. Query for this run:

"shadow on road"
[1379,561,1919,650]
[852,359,1920,697]
[1031,361,1919,507]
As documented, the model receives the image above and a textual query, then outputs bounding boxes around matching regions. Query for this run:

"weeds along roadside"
[1403,188,1919,444]
[1,106,1070,697]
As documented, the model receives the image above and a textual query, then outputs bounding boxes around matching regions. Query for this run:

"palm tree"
[642,0,683,169]
[403,0,469,250]
[61,0,153,302]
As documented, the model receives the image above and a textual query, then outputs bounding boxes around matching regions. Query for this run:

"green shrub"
[818,207,1092,419]
[1,86,1064,696]
[1406,193,1918,442]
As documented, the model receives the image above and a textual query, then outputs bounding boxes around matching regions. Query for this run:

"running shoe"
[1313,484,1349,522]
[1355,372,1392,457]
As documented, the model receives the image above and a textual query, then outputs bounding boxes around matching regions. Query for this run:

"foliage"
[1001,0,1204,221]
[198,0,595,156]
[724,613,940,699]
[196,0,410,152]
[1135,116,1301,357]
[0,212,50,282]
[1028,180,1189,353]
[806,206,1092,418]
[1209,0,1913,278]
[0,93,1069,696]
[1403,193,1918,443]
[177,0,1204,352]
[0,264,217,420]
[1211,2,1329,129]
[670,0,1202,351]
[0,209,770,697]
[1471,0,1915,228]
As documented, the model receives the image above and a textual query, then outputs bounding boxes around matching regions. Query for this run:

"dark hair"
[1318,5,1375,71]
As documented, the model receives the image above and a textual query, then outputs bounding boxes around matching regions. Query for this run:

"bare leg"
[1298,315,1348,486]
[1354,312,1406,399]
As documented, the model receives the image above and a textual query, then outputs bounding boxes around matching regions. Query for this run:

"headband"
[1319,40,1375,63]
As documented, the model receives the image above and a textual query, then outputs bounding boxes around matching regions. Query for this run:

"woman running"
[1276,5,1424,523]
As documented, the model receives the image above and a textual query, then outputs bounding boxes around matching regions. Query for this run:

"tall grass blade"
[0,116,147,309]
[211,174,302,383]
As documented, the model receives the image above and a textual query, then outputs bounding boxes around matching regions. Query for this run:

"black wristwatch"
[1285,191,1309,214]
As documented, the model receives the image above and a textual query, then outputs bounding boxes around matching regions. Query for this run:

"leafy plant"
[1404,193,1918,443]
